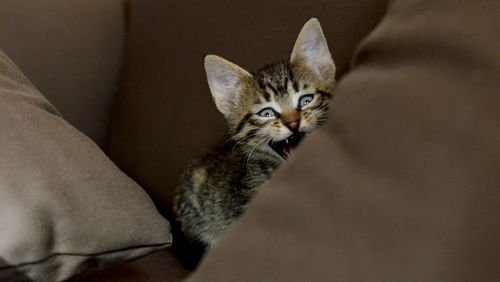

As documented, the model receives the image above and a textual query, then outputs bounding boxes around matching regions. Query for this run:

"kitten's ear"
[291,18,335,82]
[204,55,252,117]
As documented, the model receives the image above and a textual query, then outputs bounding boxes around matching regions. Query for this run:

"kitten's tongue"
[283,144,296,159]
[269,132,305,159]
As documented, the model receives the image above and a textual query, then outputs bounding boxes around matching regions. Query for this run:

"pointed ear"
[204,55,252,117]
[291,18,335,82]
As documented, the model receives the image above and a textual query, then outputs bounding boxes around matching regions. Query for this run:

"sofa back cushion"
[0,0,124,146]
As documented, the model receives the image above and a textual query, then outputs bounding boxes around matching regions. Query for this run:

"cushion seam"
[0,242,169,270]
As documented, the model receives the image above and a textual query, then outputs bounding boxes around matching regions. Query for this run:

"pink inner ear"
[291,20,335,80]
[301,38,334,79]
[208,71,241,115]
[214,95,236,113]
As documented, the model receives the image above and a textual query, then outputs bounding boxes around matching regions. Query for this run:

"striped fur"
[173,18,335,268]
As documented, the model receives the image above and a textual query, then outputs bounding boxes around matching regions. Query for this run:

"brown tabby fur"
[172,18,335,269]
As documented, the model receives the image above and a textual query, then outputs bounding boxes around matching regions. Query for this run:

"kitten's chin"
[269,132,305,160]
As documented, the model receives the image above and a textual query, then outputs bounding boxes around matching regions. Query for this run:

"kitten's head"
[205,18,335,162]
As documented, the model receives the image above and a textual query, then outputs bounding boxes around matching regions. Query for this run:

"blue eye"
[299,94,315,108]
[257,108,277,118]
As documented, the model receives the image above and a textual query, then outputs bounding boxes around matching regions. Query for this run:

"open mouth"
[269,132,305,159]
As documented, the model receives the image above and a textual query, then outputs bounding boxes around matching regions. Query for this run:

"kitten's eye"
[257,108,277,118]
[299,94,315,108]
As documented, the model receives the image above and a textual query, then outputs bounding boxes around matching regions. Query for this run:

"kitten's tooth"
[285,139,289,144]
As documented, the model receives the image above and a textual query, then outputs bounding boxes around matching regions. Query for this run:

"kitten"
[173,18,335,268]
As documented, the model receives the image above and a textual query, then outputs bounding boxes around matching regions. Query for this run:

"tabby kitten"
[173,18,335,267]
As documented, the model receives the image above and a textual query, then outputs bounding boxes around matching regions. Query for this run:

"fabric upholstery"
[0,0,124,147]
[187,0,500,281]
[85,249,189,282]
[0,50,171,282]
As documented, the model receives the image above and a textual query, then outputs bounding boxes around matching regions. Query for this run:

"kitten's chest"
[237,161,276,189]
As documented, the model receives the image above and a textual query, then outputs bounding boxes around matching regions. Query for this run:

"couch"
[1,0,498,281]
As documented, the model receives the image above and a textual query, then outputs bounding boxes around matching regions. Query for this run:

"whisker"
[221,133,242,147]
[231,132,261,152]
[243,137,270,167]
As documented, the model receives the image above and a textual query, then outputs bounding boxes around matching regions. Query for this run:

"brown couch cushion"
[84,249,189,282]
[0,51,171,281]
[107,0,387,217]
[0,0,124,147]
[187,0,500,281]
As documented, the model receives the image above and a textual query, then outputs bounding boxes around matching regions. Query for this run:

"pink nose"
[286,120,300,131]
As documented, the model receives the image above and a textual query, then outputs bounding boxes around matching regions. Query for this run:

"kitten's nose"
[286,120,300,132]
